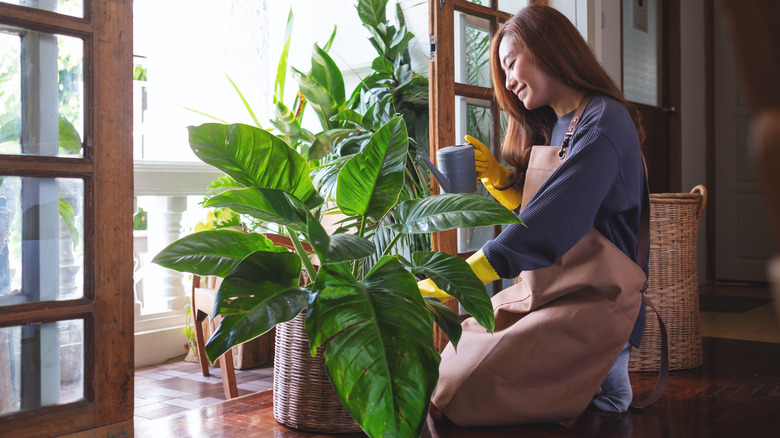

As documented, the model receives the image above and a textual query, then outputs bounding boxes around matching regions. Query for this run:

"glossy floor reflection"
[134,337,780,438]
[133,360,274,424]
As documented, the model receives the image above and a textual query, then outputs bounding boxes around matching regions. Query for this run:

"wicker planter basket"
[629,185,707,372]
[273,312,361,433]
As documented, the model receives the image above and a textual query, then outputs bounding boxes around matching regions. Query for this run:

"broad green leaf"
[58,115,82,154]
[357,0,387,29]
[0,113,20,144]
[390,193,524,234]
[387,26,414,59]
[366,24,389,55]
[133,65,147,81]
[292,67,340,131]
[205,187,330,258]
[212,250,305,315]
[371,55,394,74]
[307,257,438,438]
[206,175,243,195]
[205,251,308,362]
[336,117,408,220]
[226,74,262,129]
[204,187,306,230]
[423,297,462,348]
[411,251,495,333]
[188,123,322,209]
[395,2,406,28]
[311,156,349,202]
[335,130,372,156]
[272,101,303,146]
[324,233,375,263]
[311,44,346,109]
[58,197,79,248]
[152,229,282,277]
[323,25,337,52]
[309,128,353,161]
[362,93,394,130]
[332,109,364,127]
[274,8,295,103]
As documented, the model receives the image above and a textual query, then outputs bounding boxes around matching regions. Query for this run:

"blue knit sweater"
[483,95,648,344]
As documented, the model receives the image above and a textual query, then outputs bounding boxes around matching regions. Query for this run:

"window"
[429,0,523,263]
[0,1,134,435]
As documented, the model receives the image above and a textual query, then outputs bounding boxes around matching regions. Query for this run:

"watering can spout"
[416,155,453,193]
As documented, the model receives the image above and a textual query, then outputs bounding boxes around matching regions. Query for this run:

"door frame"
[0,1,134,435]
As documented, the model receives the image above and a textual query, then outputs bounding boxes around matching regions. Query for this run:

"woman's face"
[498,36,555,112]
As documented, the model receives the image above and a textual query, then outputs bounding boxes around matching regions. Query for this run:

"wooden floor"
[134,284,780,437]
[133,361,274,423]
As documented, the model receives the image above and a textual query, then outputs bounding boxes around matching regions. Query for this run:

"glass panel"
[0,319,84,417]
[465,0,492,7]
[133,56,148,160]
[498,0,528,14]
[0,0,83,18]
[500,109,508,142]
[454,13,491,88]
[622,0,660,106]
[0,177,84,304]
[0,27,84,157]
[455,96,495,253]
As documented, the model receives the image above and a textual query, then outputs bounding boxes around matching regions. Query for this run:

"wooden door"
[718,0,780,258]
[623,0,682,193]
[712,0,775,282]
[0,1,134,436]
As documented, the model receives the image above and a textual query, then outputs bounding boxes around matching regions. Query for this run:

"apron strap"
[630,296,670,409]
[559,95,593,157]
[630,155,670,410]
[636,156,651,292]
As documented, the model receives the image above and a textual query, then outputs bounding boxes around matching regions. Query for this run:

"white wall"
[267,0,430,134]
[134,0,271,161]
[267,0,374,133]
[588,0,623,87]
[550,0,589,39]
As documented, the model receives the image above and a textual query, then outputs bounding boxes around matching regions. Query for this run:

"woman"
[422,4,649,426]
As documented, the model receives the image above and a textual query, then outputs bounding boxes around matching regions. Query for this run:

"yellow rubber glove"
[417,278,453,302]
[466,249,500,285]
[417,250,500,302]
[465,135,524,210]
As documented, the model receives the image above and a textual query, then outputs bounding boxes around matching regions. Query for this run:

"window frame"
[428,0,519,258]
[0,0,134,435]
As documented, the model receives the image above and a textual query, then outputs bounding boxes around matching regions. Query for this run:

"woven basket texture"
[272,312,361,433]
[629,185,707,372]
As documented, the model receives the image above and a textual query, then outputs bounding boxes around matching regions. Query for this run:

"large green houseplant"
[153,115,522,437]
[216,0,432,259]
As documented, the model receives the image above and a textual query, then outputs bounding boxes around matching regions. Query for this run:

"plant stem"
[287,227,317,283]
[352,216,368,277]
[379,231,403,260]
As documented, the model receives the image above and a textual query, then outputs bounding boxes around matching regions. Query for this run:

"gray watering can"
[416,144,477,194]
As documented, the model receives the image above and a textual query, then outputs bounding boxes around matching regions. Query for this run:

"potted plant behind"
[153,115,523,437]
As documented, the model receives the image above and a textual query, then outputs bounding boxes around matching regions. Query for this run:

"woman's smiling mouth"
[516,83,527,97]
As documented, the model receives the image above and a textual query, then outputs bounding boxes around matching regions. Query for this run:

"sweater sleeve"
[483,129,626,278]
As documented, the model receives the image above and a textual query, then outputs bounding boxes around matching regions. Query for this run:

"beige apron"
[432,98,649,426]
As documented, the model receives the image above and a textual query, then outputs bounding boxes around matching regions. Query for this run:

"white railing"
[133,160,223,367]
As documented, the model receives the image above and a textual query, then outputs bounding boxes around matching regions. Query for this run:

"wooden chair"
[191,275,238,399]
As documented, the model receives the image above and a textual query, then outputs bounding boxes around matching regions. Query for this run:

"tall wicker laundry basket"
[629,185,707,372]
[273,312,362,433]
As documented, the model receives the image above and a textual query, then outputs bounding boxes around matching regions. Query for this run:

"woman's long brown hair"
[489,5,645,190]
